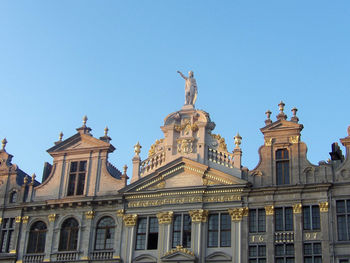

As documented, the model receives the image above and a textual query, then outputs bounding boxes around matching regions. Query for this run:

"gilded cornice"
[157,211,174,224]
[189,209,208,223]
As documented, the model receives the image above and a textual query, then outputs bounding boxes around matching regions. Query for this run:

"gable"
[261,119,303,134]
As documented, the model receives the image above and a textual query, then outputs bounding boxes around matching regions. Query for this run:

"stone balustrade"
[274,231,294,243]
[53,251,79,261]
[90,250,113,260]
[208,148,235,168]
[140,151,165,176]
[23,254,45,263]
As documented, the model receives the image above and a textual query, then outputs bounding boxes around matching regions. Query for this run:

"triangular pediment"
[261,119,303,133]
[47,133,115,154]
[121,157,247,193]
[161,248,196,261]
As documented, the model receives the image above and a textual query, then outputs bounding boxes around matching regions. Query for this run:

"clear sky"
[1,1,349,181]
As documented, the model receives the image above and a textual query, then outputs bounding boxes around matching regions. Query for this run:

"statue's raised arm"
[177,70,198,106]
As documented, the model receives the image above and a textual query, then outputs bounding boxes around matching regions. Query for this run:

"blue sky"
[1,1,349,181]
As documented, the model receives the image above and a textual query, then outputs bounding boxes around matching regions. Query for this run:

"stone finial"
[123,165,128,175]
[134,142,142,156]
[276,101,287,120]
[1,138,7,150]
[104,126,109,136]
[83,115,88,126]
[59,132,63,141]
[23,175,29,185]
[31,173,36,184]
[234,133,242,148]
[265,110,272,125]
[291,107,299,123]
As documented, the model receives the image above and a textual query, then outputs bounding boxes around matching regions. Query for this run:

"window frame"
[276,149,290,185]
[67,160,87,196]
[275,207,293,232]
[303,242,322,263]
[0,218,14,253]
[27,221,47,254]
[94,217,115,251]
[207,212,231,247]
[249,244,266,262]
[172,214,191,248]
[135,216,159,250]
[249,208,266,233]
[58,218,79,251]
[9,191,18,204]
[336,199,350,241]
[303,205,320,231]
[275,243,295,262]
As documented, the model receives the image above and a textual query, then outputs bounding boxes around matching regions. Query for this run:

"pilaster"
[121,214,137,263]
[228,208,244,263]
[265,205,274,263]
[81,211,95,260]
[44,214,57,262]
[293,203,303,263]
[157,211,173,262]
[319,201,330,261]
[189,209,208,262]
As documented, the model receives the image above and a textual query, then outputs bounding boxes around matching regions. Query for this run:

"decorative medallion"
[164,245,195,257]
[177,138,194,154]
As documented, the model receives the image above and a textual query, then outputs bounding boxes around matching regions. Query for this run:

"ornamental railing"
[53,251,79,261]
[275,231,294,243]
[23,254,45,263]
[90,250,113,260]
[208,148,234,168]
[140,151,165,176]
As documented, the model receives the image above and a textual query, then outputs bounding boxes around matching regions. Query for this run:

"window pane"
[275,245,284,256]
[76,173,85,195]
[337,200,345,213]
[249,210,257,232]
[209,214,218,230]
[286,244,294,255]
[313,243,321,254]
[67,174,76,196]
[258,245,266,256]
[220,230,230,247]
[304,243,312,255]
[275,208,283,231]
[303,207,311,230]
[337,215,347,241]
[70,162,77,172]
[258,209,266,232]
[249,246,257,257]
[285,208,293,231]
[182,215,191,248]
[312,206,320,230]
[147,217,158,250]
[79,161,87,171]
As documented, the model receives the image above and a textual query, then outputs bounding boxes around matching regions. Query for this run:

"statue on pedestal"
[177,70,198,106]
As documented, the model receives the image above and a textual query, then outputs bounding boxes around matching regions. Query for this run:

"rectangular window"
[135,217,158,250]
[67,161,87,196]
[172,214,191,248]
[208,213,231,247]
[276,149,290,185]
[249,245,266,263]
[304,242,322,263]
[337,200,350,241]
[275,207,293,231]
[0,218,14,253]
[275,244,294,263]
[249,208,266,233]
[303,206,320,230]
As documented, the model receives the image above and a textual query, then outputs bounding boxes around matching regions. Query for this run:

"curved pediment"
[133,254,157,263]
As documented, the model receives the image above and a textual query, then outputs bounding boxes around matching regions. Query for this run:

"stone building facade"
[0,100,350,263]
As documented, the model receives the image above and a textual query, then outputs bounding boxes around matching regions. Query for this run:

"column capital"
[228,207,245,221]
[293,203,302,214]
[189,209,208,223]
[157,211,174,224]
[116,209,124,217]
[319,201,329,212]
[123,214,138,227]
[85,211,95,219]
[48,214,57,222]
[265,205,274,216]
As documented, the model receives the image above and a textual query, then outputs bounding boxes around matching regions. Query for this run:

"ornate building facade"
[0,98,350,263]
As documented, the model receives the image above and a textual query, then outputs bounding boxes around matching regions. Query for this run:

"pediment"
[133,254,157,263]
[261,119,303,133]
[206,251,232,261]
[161,248,196,262]
[121,157,247,193]
[47,133,114,154]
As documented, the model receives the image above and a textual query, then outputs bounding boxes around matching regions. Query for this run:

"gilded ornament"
[164,245,195,257]
[85,211,95,219]
[0,218,2,224]
[290,135,300,144]
[148,139,164,157]
[228,208,244,221]
[242,207,249,216]
[123,214,138,227]
[293,203,302,214]
[319,201,329,212]
[116,209,124,217]
[189,209,209,223]
[48,214,57,222]
[22,216,29,224]
[211,134,228,152]
[177,138,194,154]
[264,138,272,146]
[15,216,21,223]
[156,211,174,224]
[265,205,274,215]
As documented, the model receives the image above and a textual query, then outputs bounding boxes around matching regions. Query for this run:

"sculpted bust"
[177,70,198,106]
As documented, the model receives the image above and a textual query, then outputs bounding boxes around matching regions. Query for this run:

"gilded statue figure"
[177,70,198,106]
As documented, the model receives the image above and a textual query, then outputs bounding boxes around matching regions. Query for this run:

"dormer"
[249,102,315,187]
[33,117,126,201]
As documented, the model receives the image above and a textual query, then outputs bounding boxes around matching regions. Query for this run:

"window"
[135,217,158,250]
[67,161,87,196]
[208,213,231,247]
[275,207,293,231]
[0,218,14,253]
[27,221,47,253]
[276,149,290,185]
[304,243,322,263]
[275,244,294,263]
[339,260,349,263]
[249,245,266,263]
[172,214,191,248]
[336,200,350,241]
[303,206,320,230]
[59,218,79,251]
[95,217,114,250]
[9,191,17,203]
[249,208,266,233]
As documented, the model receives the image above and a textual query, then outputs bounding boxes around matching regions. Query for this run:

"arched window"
[27,221,47,253]
[95,217,115,250]
[59,218,79,251]
[276,149,290,185]
[9,191,17,203]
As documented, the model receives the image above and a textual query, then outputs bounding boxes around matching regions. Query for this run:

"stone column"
[241,207,249,263]
[121,214,138,263]
[44,214,57,262]
[293,203,303,263]
[156,211,174,262]
[17,216,29,260]
[265,205,275,263]
[10,216,23,254]
[319,201,330,261]
[115,209,124,260]
[228,208,244,263]
[81,211,95,261]
[189,209,208,262]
